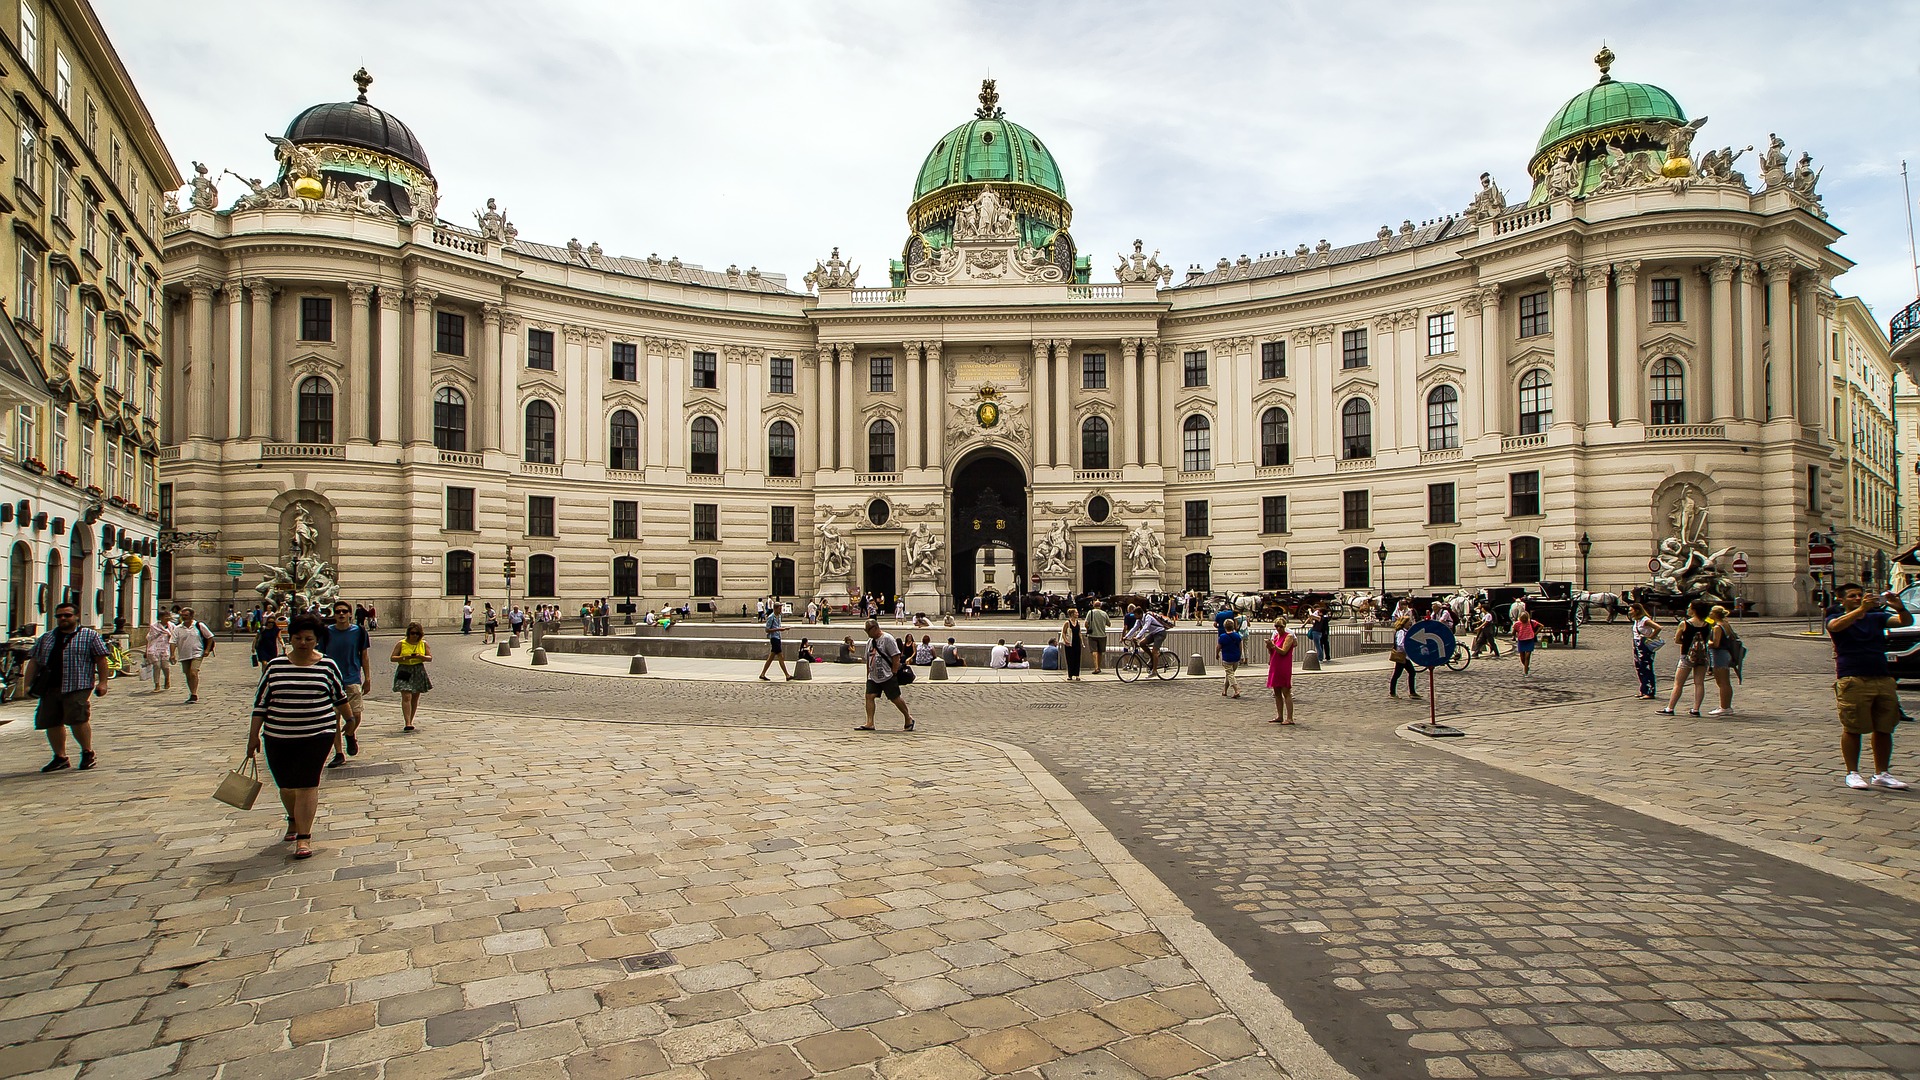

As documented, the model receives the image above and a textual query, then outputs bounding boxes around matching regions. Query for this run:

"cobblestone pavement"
[5,622,1920,1079]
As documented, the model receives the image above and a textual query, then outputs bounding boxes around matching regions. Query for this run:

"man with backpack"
[22,602,109,772]
[168,606,216,704]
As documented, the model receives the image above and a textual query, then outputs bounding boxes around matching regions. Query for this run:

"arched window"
[1427,542,1457,588]
[770,557,795,598]
[433,388,467,452]
[1426,386,1460,451]
[1518,369,1552,434]
[1260,408,1290,467]
[1510,536,1541,584]
[767,420,796,478]
[1341,399,1371,460]
[1649,358,1685,425]
[1262,550,1289,590]
[1184,551,1211,592]
[867,419,896,473]
[1081,416,1110,471]
[611,556,639,598]
[444,550,474,596]
[608,409,639,471]
[527,553,555,597]
[689,416,719,474]
[296,376,333,444]
[693,556,719,597]
[1182,414,1211,472]
[1342,545,1371,589]
[524,400,556,464]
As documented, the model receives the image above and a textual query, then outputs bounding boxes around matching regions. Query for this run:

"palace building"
[161,50,1860,621]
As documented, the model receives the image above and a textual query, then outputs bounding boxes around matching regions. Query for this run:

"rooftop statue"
[1759,133,1789,188]
[188,162,218,211]
[1697,145,1751,189]
[264,134,323,184]
[475,198,514,242]
[804,247,859,291]
[1115,240,1171,286]
[1467,172,1507,222]
[1546,152,1578,198]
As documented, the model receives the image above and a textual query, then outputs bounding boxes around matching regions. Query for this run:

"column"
[664,342,686,469]
[1212,339,1235,465]
[902,340,922,470]
[1313,330,1336,459]
[1547,264,1579,427]
[1765,258,1797,421]
[1119,337,1139,467]
[502,314,522,458]
[837,344,854,473]
[1708,258,1737,422]
[1479,288,1506,436]
[1740,261,1766,420]
[186,279,215,440]
[723,346,744,470]
[478,302,501,451]
[1369,321,1395,452]
[925,342,945,470]
[1583,265,1611,427]
[1142,339,1162,467]
[644,338,667,467]
[573,328,599,465]
[346,285,374,444]
[816,344,836,470]
[1396,318,1419,454]
[1030,338,1051,467]
[1053,338,1072,470]
[406,289,436,445]
[1235,339,1256,464]
[744,349,763,474]
[1798,279,1827,435]
[376,288,402,444]
[247,281,275,440]
[1461,304,1487,440]
[223,284,244,440]
[1612,263,1641,424]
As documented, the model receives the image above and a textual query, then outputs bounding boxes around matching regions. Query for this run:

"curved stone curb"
[947,732,1359,1080]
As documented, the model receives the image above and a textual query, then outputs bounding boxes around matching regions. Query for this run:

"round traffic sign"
[1403,619,1456,669]
[1731,556,1749,574]
[1648,558,1661,575]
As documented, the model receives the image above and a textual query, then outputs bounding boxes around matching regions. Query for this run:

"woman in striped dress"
[247,614,349,859]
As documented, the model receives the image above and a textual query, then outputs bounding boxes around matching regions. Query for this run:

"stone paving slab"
[0,662,1307,1080]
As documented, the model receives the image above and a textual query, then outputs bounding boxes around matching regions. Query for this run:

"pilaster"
[347,284,374,444]
[1611,263,1641,424]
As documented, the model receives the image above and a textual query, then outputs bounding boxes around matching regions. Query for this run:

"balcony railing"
[856,472,901,486]
[1067,285,1124,300]
[766,475,802,487]
[1646,423,1727,441]
[519,461,561,476]
[1255,464,1295,478]
[432,227,487,255]
[1891,297,1920,349]
[1075,469,1121,483]
[1501,434,1547,452]
[851,288,906,304]
[261,443,344,460]
[1421,447,1464,463]
[1495,205,1551,235]
[1334,456,1376,472]
[158,446,180,463]
[687,472,722,484]
[438,450,483,467]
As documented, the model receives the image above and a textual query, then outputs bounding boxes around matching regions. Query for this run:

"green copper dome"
[1534,47,1684,155]
[912,81,1065,201]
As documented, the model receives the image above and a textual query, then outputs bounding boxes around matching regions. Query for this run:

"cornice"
[1161,264,1477,330]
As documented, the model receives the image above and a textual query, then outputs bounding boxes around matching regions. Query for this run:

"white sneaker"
[1846,772,1872,790]
[1708,707,1726,716]
[1871,773,1911,790]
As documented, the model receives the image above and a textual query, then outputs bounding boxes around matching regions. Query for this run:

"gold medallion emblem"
[976,400,999,428]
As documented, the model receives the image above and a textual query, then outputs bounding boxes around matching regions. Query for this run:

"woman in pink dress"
[1266,614,1296,724]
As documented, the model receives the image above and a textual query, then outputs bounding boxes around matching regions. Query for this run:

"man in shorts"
[855,618,914,732]
[168,606,215,704]
[1827,582,1911,790]
[758,603,792,681]
[22,603,109,772]
[323,601,373,767]
[1123,607,1174,672]
[1084,600,1110,675]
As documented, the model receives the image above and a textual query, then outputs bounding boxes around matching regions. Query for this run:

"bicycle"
[1446,641,1472,672]
[0,640,31,701]
[104,642,135,679]
[1115,639,1181,682]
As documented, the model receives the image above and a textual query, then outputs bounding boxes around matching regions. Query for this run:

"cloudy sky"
[102,1,1920,320]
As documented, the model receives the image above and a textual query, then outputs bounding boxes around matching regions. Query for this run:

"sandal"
[293,835,313,860]
[904,719,915,732]
[402,726,416,733]
[1687,709,1701,717]
[284,819,298,842]
[853,725,875,731]
[1657,708,1675,715]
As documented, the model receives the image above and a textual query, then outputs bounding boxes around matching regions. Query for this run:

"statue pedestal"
[1128,572,1163,594]
[904,578,944,618]
[817,576,853,613]
[1040,575,1073,596]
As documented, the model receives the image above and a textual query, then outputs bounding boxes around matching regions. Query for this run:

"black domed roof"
[284,69,430,174]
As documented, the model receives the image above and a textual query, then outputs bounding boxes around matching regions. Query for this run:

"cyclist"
[1122,606,1175,674]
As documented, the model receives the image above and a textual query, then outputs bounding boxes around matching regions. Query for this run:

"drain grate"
[1029,702,1069,710]
[344,764,405,778]
[620,951,676,972]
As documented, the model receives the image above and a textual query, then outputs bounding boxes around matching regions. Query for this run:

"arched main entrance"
[949,450,1027,610]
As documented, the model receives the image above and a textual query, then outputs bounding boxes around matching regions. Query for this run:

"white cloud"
[103,0,1920,318]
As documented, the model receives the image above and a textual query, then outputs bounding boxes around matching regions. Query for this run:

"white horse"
[1445,587,1487,622]
[1575,590,1625,623]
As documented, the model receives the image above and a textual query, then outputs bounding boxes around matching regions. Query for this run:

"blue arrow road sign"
[1404,619,1455,668]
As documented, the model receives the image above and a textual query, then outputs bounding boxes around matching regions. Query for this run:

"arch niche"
[948,448,1027,611]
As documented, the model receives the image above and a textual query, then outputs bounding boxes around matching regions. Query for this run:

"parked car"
[1887,583,1920,687]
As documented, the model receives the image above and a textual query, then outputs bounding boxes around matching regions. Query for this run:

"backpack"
[196,622,214,650]
[1722,625,1747,682]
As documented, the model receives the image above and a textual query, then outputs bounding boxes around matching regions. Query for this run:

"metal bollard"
[508,634,520,649]
[1296,631,1320,671]
[628,654,648,674]
[792,659,811,681]
[496,642,511,657]
[1188,652,1207,676]
[531,648,548,666]
[930,658,948,681]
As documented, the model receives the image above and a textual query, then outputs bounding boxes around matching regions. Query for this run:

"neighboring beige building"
[1897,370,1920,572]
[0,0,176,633]
[1828,297,1897,587]
[163,52,1861,621]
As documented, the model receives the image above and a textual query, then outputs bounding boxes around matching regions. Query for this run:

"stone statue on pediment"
[188,161,218,211]
[475,198,512,241]
[1759,133,1789,188]
[954,185,1017,242]
[1126,522,1163,574]
[1467,172,1507,222]
[1546,152,1578,199]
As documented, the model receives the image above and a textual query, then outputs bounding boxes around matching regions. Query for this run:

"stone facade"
[162,64,1867,622]
[0,0,176,634]
[1827,297,1897,588]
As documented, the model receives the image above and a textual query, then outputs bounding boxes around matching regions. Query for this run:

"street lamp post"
[1375,542,1388,593]
[503,546,518,632]
[1578,531,1593,593]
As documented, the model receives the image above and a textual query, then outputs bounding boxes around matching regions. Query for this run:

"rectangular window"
[78,424,91,484]
[526,328,555,370]
[49,273,65,348]
[15,246,37,326]
[1427,312,1456,356]
[1341,328,1368,368]
[1260,340,1286,379]
[1650,278,1681,323]
[1518,291,1550,337]
[1807,465,1820,513]
[158,482,172,527]
[48,406,63,473]
[445,552,475,597]
[1428,482,1457,525]
[611,341,637,381]
[51,160,68,223]
[1344,547,1371,589]
[79,304,94,370]
[17,2,35,73]
[1343,490,1370,531]
[102,441,116,496]
[1509,471,1541,517]
[1182,350,1207,387]
[768,356,794,394]
[868,356,893,393]
[527,495,555,537]
[1184,500,1208,538]
[445,487,475,532]
[1262,551,1289,591]
[693,503,718,542]
[13,404,31,462]
[81,195,96,255]
[299,296,332,342]
[54,50,68,112]
[692,349,717,389]
[1082,352,1107,389]
[1511,536,1542,584]
[612,499,639,540]
[770,505,795,544]
[1261,495,1287,535]
[435,310,466,355]
[1428,544,1458,588]
[83,96,95,148]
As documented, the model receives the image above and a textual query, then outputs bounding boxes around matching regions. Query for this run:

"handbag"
[213,756,263,810]
[896,662,915,684]
[1388,649,1406,664]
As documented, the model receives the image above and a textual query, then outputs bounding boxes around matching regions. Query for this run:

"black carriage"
[1525,597,1580,647]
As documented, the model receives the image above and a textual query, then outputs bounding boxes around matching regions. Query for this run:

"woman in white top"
[144,611,174,693]
[1629,602,1663,699]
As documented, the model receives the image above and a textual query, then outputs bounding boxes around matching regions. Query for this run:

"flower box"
[53,470,76,485]
[22,458,46,474]
[84,485,103,496]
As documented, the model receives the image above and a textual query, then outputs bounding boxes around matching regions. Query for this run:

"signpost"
[1731,555,1749,578]
[1808,544,1833,569]
[227,558,243,639]
[1404,619,1464,738]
